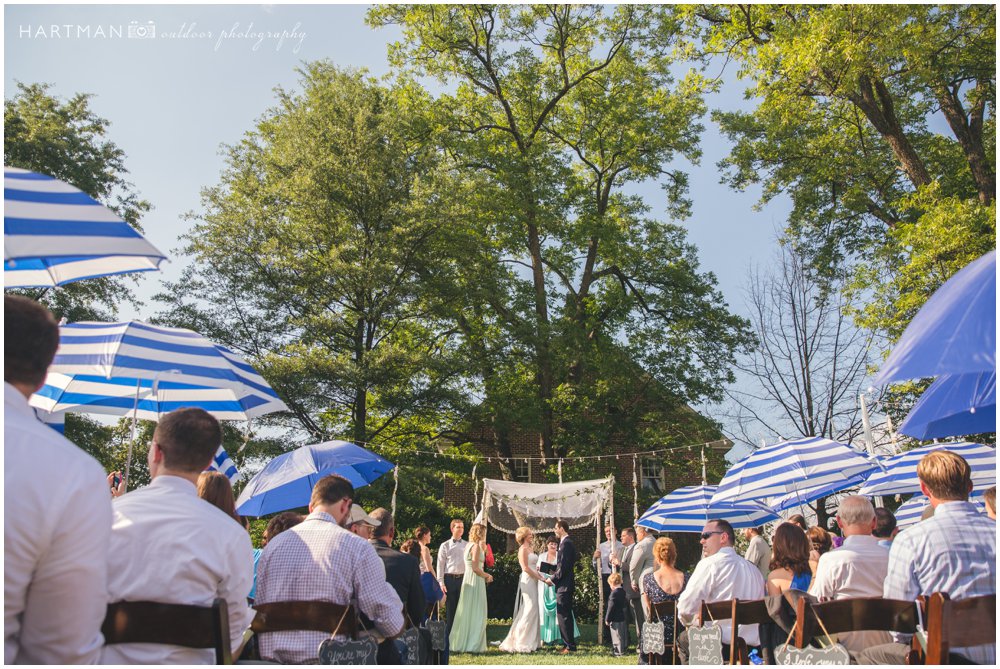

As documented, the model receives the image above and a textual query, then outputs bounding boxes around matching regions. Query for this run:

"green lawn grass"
[450,623,635,665]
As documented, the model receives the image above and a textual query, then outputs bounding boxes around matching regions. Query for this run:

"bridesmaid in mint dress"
[448,523,493,653]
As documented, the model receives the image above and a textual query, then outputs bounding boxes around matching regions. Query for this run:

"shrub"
[484,550,605,623]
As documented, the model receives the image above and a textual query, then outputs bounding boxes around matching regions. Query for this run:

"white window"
[512,458,530,482]
[641,459,663,493]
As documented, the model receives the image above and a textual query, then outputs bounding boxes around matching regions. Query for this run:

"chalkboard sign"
[688,623,724,665]
[317,637,378,665]
[641,620,666,655]
[424,619,447,651]
[399,627,421,665]
[776,644,850,665]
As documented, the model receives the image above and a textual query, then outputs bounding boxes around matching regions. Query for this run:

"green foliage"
[4,82,151,320]
[483,551,601,623]
[688,4,996,350]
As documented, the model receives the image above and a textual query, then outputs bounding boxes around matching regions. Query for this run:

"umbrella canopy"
[767,464,878,513]
[895,492,986,529]
[874,250,995,385]
[898,371,996,440]
[31,372,286,422]
[711,437,878,505]
[4,166,167,287]
[636,485,780,532]
[236,441,395,517]
[49,321,277,397]
[858,442,996,496]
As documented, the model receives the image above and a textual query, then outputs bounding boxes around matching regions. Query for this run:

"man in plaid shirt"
[256,475,404,663]
[859,450,996,665]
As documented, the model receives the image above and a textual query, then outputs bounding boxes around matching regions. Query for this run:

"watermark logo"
[17,19,306,53]
[127,20,155,39]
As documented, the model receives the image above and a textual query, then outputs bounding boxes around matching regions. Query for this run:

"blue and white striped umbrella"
[207,446,240,484]
[47,321,279,397]
[636,485,780,532]
[711,437,879,505]
[31,372,286,422]
[858,442,996,496]
[4,166,167,288]
[895,492,986,529]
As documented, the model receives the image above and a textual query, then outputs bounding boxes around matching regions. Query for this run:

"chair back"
[251,601,358,639]
[699,599,734,625]
[731,599,769,664]
[646,600,678,665]
[925,592,996,664]
[794,596,918,648]
[101,598,232,664]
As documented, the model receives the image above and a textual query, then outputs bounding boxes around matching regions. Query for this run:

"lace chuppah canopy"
[478,476,616,643]
[479,476,615,535]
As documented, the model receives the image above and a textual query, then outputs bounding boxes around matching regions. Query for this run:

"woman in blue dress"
[766,522,813,595]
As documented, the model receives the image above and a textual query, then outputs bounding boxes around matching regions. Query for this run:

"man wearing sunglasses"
[675,519,766,664]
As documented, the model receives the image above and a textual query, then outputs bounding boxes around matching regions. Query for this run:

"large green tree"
[370,4,753,464]
[687,5,995,342]
[156,63,466,450]
[4,82,151,321]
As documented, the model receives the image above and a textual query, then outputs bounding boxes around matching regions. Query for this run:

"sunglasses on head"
[700,530,724,540]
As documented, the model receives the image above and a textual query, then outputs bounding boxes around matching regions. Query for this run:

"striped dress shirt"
[884,501,996,663]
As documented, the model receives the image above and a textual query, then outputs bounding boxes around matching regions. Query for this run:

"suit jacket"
[553,536,578,593]
[605,586,627,624]
[370,539,426,628]
[620,543,639,600]
[629,536,655,596]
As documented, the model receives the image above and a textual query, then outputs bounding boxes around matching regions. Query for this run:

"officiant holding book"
[551,520,578,653]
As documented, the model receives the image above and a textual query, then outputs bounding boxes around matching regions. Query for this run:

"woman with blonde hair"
[449,523,493,652]
[196,471,241,524]
[641,537,687,652]
[498,526,551,653]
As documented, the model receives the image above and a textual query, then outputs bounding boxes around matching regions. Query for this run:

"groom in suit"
[552,520,579,653]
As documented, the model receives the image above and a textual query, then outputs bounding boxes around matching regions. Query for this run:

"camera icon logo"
[128,20,156,39]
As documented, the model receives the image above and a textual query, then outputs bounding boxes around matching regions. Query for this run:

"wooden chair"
[251,600,358,639]
[731,599,771,664]
[646,600,679,665]
[924,592,996,665]
[696,599,771,665]
[793,597,918,649]
[101,598,233,664]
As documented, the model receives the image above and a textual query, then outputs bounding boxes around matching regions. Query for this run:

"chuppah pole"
[596,511,603,645]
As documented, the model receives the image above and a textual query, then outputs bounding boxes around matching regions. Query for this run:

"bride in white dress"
[499,526,552,653]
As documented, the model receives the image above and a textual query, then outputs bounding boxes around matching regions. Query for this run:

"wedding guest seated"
[103,408,255,663]
[859,450,996,665]
[197,471,242,524]
[809,495,890,656]
[786,514,808,532]
[806,526,832,573]
[250,512,305,601]
[872,507,897,548]
[766,523,812,595]
[641,537,687,651]
[368,508,426,628]
[348,504,380,540]
[5,296,111,664]
[985,485,996,520]
[255,475,403,664]
[676,519,766,664]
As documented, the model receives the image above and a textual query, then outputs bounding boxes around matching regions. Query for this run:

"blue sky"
[6,4,794,455]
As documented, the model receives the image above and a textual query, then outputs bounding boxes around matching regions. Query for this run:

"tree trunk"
[934,79,995,204]
[849,73,932,192]
[352,316,368,444]
[525,211,556,462]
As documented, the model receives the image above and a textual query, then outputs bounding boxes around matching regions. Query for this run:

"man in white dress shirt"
[809,495,890,656]
[676,519,766,664]
[593,524,624,645]
[102,407,255,664]
[256,474,404,663]
[436,518,468,637]
[4,296,112,664]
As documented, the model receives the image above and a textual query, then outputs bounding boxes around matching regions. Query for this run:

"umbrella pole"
[124,378,141,492]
